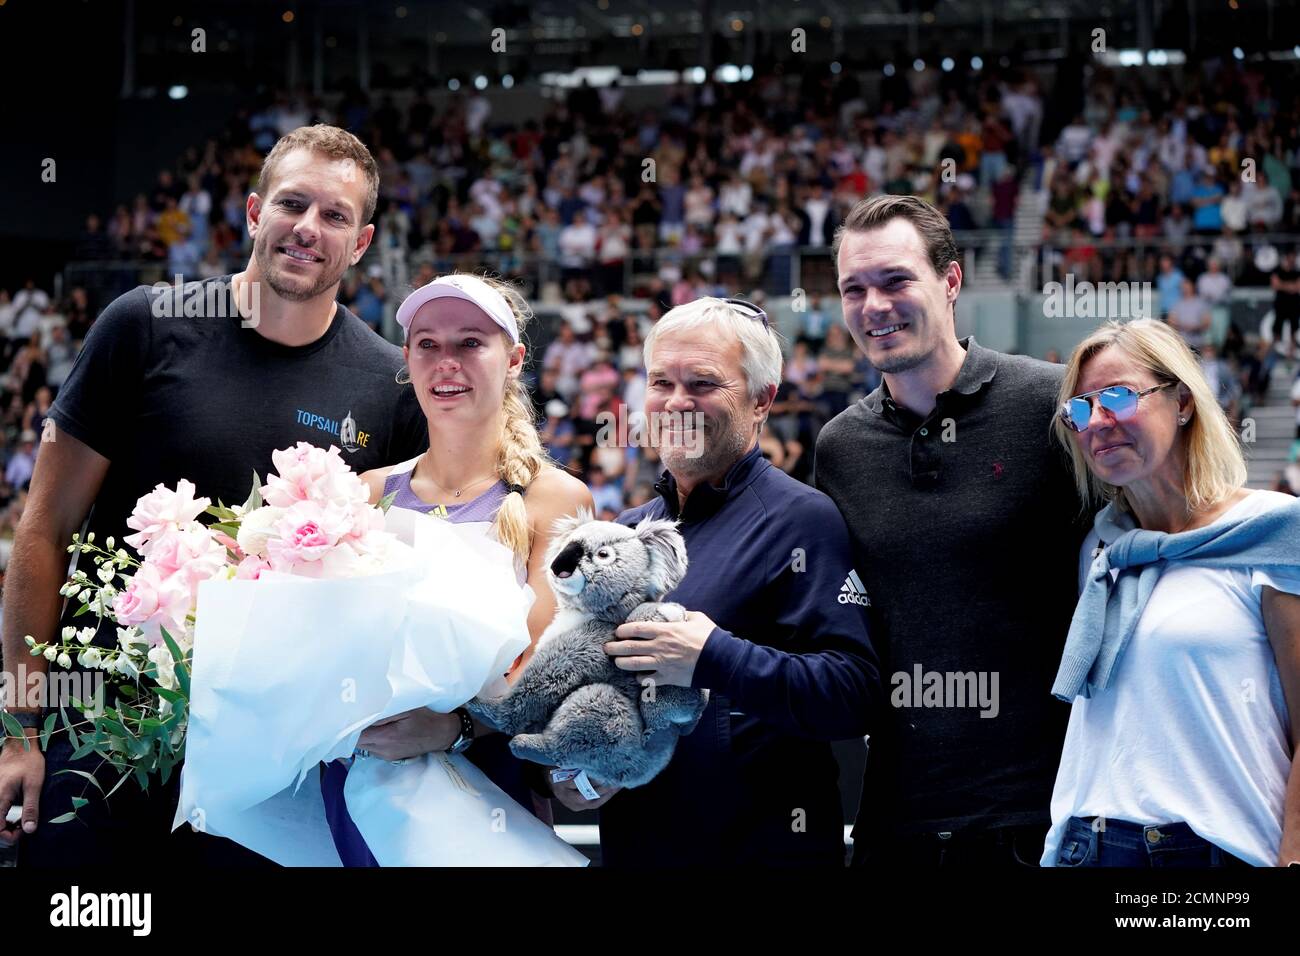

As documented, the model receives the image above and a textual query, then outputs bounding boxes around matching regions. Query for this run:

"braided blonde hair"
[464,274,547,562]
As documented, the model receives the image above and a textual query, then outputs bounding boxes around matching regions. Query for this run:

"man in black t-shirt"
[0,125,428,864]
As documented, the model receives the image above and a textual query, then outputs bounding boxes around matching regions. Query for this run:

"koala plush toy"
[466,513,709,789]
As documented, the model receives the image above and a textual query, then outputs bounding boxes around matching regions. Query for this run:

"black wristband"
[2,710,42,730]
[446,706,475,753]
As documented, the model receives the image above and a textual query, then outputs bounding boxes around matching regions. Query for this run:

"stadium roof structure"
[46,0,1300,97]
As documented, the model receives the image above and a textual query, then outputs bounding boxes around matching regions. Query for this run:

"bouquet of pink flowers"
[15,441,582,865]
[13,443,403,816]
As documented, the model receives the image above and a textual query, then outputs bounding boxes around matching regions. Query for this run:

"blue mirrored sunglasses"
[1059,382,1177,433]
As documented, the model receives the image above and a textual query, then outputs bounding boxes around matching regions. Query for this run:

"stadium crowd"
[5,53,1300,572]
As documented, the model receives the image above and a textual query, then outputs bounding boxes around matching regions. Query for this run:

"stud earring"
[1178,417,1187,424]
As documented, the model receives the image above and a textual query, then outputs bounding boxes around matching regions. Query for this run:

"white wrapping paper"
[174,509,587,866]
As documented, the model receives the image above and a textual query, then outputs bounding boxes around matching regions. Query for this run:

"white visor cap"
[395,274,519,344]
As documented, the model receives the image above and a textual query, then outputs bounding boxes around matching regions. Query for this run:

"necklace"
[415,457,497,499]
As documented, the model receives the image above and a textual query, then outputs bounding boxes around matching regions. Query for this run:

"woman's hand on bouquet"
[357,709,460,761]
[548,770,621,812]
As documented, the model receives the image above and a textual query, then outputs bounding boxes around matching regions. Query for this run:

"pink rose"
[263,443,366,510]
[145,524,228,588]
[124,480,211,556]
[112,563,195,645]
[265,500,350,570]
[113,569,161,626]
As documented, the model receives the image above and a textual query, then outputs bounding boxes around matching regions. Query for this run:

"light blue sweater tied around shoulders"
[1051,495,1300,701]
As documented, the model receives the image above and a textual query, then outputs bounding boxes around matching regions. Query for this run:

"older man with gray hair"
[554,296,883,866]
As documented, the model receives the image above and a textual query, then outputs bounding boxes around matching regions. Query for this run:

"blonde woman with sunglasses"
[1044,318,1300,868]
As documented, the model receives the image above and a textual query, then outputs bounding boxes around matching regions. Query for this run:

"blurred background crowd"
[4,0,1300,575]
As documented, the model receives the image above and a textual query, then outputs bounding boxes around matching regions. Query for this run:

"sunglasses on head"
[1059,381,1177,433]
[723,297,770,330]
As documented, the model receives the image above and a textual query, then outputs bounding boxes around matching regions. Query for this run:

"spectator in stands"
[3,431,36,492]
[1221,179,1248,234]
[796,293,831,349]
[558,209,597,284]
[9,281,48,343]
[1190,170,1225,235]
[349,267,388,333]
[74,214,112,261]
[543,322,594,403]
[0,291,13,343]
[1248,170,1284,229]
[179,174,212,247]
[43,324,75,392]
[1272,247,1300,365]
[1199,341,1242,425]
[63,287,93,343]
[1156,254,1187,317]
[1196,257,1233,305]
[586,466,622,518]
[1057,115,1093,166]
[1167,278,1213,351]
[538,399,576,471]
[596,209,631,296]
[816,323,858,418]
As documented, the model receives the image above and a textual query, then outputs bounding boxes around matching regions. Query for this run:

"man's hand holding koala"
[605,609,718,687]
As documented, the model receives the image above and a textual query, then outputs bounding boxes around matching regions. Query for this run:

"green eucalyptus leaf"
[39,713,57,750]
[54,768,105,794]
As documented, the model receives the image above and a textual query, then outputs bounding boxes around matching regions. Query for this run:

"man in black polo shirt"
[0,125,427,864]
[814,195,1088,867]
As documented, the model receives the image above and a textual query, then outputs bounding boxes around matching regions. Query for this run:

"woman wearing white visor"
[321,273,593,865]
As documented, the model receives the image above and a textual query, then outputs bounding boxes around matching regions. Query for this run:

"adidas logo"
[838,570,871,607]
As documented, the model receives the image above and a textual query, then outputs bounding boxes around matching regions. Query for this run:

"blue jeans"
[1054,816,1250,867]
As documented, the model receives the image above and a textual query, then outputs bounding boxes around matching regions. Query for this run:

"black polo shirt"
[814,337,1089,847]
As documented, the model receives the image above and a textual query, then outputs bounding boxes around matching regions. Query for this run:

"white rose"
[235,505,285,559]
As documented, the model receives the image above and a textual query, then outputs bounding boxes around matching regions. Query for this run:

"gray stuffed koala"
[466,512,709,789]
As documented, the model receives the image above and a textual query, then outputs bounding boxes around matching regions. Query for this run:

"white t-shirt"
[1042,490,1300,867]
